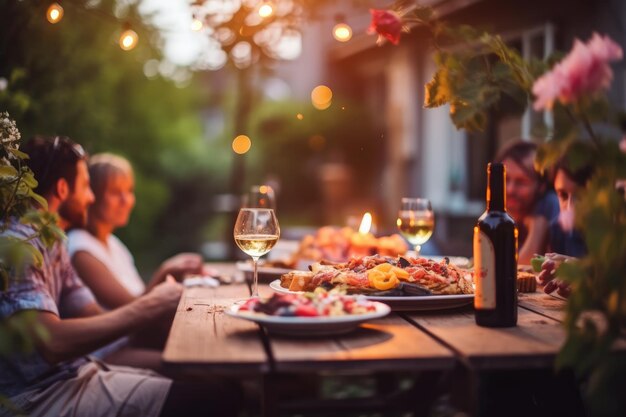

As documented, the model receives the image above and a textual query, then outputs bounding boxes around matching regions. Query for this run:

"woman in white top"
[68,153,204,310]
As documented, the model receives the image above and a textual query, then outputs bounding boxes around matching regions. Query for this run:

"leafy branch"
[1,112,60,362]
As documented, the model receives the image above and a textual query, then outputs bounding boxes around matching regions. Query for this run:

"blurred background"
[2,0,626,277]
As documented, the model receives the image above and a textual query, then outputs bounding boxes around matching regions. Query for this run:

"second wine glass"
[234,208,280,298]
[396,198,434,257]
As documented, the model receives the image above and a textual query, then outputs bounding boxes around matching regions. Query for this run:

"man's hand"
[145,276,183,313]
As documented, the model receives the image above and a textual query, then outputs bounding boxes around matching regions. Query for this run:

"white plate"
[226,302,391,336]
[269,280,474,312]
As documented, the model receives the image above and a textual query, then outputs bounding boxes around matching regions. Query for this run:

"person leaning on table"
[495,140,560,264]
[66,152,206,310]
[0,136,239,417]
[549,154,595,257]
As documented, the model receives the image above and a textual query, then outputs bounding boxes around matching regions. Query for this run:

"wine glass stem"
[414,244,422,258]
[251,256,260,298]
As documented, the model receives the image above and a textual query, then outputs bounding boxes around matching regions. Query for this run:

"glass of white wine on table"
[397,198,434,258]
[234,208,280,298]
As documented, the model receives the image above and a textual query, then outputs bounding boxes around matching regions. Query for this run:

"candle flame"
[358,212,372,234]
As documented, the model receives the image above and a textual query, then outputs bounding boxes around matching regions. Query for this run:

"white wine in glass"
[397,198,434,257]
[234,208,280,298]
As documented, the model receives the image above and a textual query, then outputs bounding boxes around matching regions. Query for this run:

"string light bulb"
[332,14,352,42]
[47,2,64,24]
[119,24,138,51]
[333,23,352,42]
[258,2,274,18]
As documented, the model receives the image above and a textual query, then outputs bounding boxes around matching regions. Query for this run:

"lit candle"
[349,212,377,257]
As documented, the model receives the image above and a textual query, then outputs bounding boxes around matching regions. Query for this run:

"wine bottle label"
[474,229,496,309]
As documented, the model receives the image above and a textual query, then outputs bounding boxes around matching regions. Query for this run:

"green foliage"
[0,112,58,398]
[424,27,547,131]
[0,311,47,358]
[1,112,64,284]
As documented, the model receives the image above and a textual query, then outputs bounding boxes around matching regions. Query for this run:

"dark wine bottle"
[474,162,518,327]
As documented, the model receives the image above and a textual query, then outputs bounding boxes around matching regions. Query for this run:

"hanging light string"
[43,0,182,51]
[46,2,64,24]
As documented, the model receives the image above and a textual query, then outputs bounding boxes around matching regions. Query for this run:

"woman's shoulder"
[67,228,95,241]
[108,234,131,252]
[67,229,105,257]
[108,234,136,261]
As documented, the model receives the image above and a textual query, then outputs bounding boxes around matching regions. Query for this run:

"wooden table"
[163,264,585,416]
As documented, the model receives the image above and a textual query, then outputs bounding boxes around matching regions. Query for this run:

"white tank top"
[67,229,146,297]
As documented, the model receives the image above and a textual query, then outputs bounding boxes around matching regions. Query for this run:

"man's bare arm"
[31,277,182,364]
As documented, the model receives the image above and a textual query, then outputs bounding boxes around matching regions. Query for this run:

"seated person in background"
[496,140,560,264]
[1,136,237,417]
[537,157,595,297]
[68,153,206,310]
[549,156,595,258]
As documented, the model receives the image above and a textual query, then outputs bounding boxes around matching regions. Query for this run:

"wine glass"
[234,208,280,298]
[243,185,276,210]
[396,198,434,257]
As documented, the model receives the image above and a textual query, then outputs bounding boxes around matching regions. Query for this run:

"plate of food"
[423,256,471,269]
[269,281,474,311]
[226,292,391,336]
[270,255,475,311]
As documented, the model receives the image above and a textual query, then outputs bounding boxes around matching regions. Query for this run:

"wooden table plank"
[162,285,269,373]
[266,313,456,373]
[518,291,567,322]
[204,262,247,284]
[403,306,566,370]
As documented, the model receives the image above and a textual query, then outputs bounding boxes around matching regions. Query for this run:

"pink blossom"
[587,33,623,61]
[532,33,623,111]
[531,70,566,111]
[368,9,403,45]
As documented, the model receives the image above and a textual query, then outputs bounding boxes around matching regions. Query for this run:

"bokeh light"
[258,3,274,18]
[311,85,332,110]
[296,113,303,120]
[232,135,252,154]
[47,2,64,24]
[119,29,138,51]
[191,18,203,32]
[333,23,352,42]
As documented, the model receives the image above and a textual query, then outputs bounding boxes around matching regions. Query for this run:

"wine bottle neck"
[487,163,506,212]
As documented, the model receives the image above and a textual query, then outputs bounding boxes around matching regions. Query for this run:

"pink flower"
[368,9,403,45]
[532,33,623,110]
[587,33,623,61]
